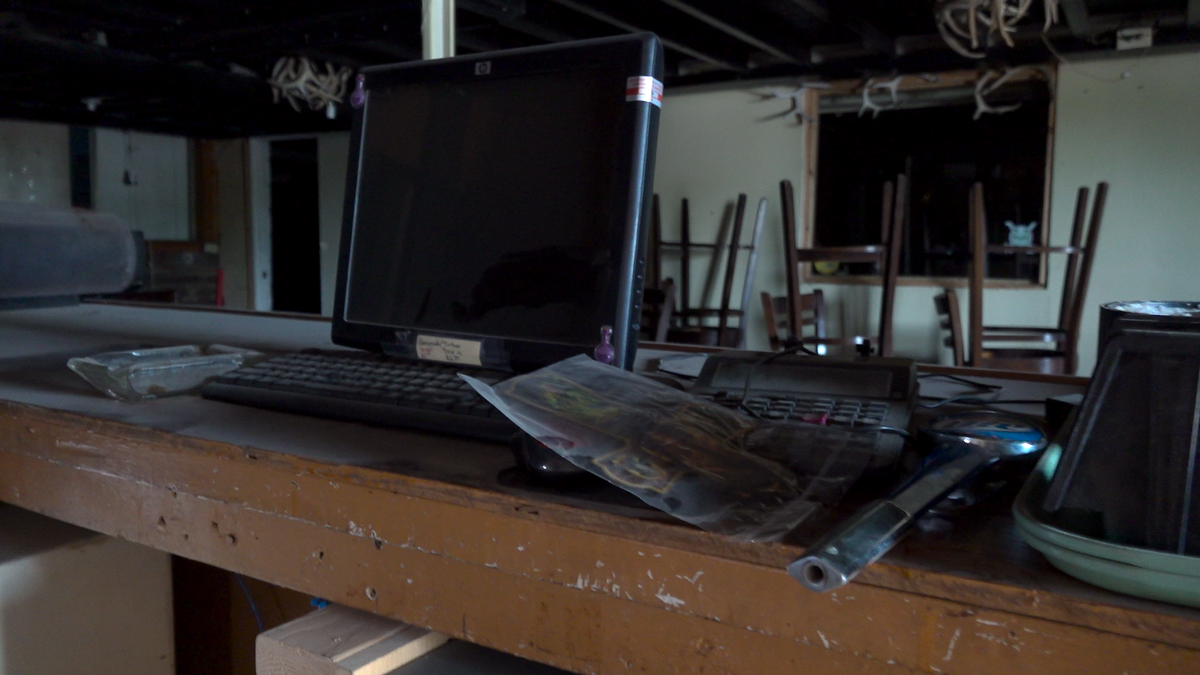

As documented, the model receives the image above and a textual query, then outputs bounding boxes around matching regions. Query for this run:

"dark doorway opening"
[68,126,92,209]
[269,138,321,313]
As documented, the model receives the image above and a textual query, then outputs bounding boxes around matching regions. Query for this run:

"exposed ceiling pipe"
[422,0,455,58]
[458,0,576,44]
[0,28,268,101]
[547,0,745,72]
[782,0,896,55]
[656,0,804,65]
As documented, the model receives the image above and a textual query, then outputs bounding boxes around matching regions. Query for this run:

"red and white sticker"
[626,76,663,107]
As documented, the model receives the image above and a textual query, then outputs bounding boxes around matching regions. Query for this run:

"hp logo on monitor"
[475,61,491,75]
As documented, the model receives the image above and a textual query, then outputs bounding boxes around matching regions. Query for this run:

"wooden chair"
[933,287,966,366]
[647,194,663,291]
[665,195,745,347]
[665,194,765,348]
[780,175,906,356]
[640,279,677,343]
[966,181,1108,374]
[761,290,827,352]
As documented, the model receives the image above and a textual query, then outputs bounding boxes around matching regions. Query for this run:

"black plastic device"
[204,35,663,442]
[332,34,663,373]
[691,352,919,467]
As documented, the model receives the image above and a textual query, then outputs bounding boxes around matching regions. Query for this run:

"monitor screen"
[333,36,662,369]
[345,67,624,343]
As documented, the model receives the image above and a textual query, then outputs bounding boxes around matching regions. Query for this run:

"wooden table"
[1,303,1198,675]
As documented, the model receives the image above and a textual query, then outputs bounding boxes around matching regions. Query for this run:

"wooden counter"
[1,303,1198,674]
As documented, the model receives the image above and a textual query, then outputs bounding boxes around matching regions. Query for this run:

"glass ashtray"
[68,344,264,401]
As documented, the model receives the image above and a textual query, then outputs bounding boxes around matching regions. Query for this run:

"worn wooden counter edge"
[1,397,1197,675]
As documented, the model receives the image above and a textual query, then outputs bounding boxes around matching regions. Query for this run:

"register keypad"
[699,392,891,428]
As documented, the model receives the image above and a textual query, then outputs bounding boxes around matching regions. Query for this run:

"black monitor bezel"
[331,34,662,372]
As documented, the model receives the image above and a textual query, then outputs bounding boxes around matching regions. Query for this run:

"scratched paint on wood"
[0,447,920,675]
[4,398,1190,658]
[6,404,1200,658]
[3,409,1200,675]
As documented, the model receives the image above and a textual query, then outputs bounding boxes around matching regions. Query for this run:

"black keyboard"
[200,350,518,442]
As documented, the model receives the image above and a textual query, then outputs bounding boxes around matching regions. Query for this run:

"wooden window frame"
[799,66,1058,289]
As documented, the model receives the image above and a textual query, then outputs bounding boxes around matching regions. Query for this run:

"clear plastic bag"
[463,355,877,541]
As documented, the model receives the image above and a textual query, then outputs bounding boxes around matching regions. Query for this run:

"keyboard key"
[801,412,830,425]
[419,396,456,411]
[305,382,358,395]
[396,393,423,407]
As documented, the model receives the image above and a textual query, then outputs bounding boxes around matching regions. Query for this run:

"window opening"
[811,80,1052,285]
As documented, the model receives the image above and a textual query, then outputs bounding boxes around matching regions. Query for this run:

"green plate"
[1013,444,1200,607]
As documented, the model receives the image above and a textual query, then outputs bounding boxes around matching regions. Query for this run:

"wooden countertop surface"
[0,303,1197,674]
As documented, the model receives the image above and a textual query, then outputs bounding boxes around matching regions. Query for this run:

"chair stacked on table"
[935,182,1107,375]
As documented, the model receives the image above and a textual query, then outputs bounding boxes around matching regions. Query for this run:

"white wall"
[0,120,70,207]
[94,128,192,240]
[0,122,194,241]
[653,88,807,351]
[1045,51,1200,373]
[653,52,1200,373]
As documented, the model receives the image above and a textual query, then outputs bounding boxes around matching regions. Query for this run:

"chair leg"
[655,280,676,343]
[780,180,803,339]
[878,176,905,358]
[717,194,747,348]
[968,183,986,368]
[942,288,965,367]
[761,291,780,351]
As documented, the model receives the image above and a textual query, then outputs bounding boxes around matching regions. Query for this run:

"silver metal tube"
[789,452,993,592]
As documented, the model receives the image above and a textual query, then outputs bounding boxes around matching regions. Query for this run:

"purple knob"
[350,74,366,109]
[593,325,615,365]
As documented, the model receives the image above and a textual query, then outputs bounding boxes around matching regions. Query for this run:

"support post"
[422,0,456,59]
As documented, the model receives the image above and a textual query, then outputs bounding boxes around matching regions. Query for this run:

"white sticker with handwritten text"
[415,335,483,366]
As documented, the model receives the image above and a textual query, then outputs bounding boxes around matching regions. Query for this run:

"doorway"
[269,139,321,313]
